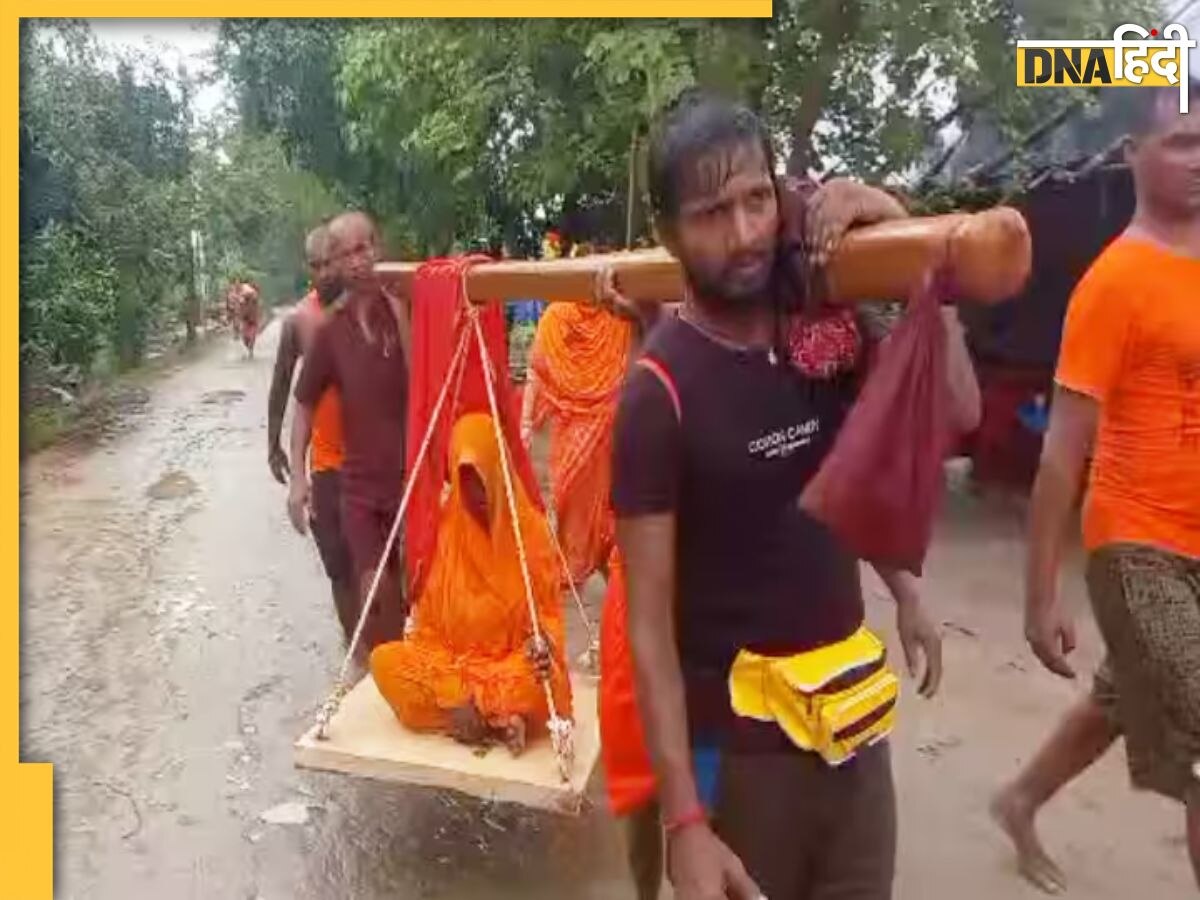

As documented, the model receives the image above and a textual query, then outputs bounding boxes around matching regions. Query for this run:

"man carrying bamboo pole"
[612,90,976,900]
[289,211,411,659]
[268,224,357,648]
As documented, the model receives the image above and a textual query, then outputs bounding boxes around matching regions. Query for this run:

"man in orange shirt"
[268,224,357,645]
[995,81,1200,893]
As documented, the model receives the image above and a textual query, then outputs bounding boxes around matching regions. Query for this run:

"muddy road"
[21,320,1193,898]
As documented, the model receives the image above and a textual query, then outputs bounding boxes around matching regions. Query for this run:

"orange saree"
[370,413,572,734]
[528,303,634,585]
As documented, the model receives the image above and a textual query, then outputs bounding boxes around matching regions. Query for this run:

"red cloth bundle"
[799,270,955,575]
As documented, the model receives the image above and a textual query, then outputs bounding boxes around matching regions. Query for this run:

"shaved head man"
[290,211,411,660]
[268,223,356,645]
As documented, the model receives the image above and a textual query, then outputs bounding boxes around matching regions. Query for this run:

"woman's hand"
[526,635,553,680]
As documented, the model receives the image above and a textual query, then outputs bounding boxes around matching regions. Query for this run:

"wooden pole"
[377,206,1031,308]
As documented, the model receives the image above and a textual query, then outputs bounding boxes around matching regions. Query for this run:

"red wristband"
[664,804,708,835]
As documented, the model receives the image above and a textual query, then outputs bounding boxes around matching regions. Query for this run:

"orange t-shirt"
[298,291,345,473]
[1056,235,1200,559]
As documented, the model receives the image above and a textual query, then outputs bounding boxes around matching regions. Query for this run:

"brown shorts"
[1088,543,1200,802]
[714,741,896,899]
[341,492,407,651]
[309,469,352,585]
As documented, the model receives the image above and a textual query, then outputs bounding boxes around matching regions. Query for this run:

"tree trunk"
[786,0,862,176]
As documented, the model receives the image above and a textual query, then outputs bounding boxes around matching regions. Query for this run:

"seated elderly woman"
[370,412,572,755]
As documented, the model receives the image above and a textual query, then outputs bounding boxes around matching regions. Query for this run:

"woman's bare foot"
[449,701,488,746]
[503,715,527,757]
[991,787,1068,894]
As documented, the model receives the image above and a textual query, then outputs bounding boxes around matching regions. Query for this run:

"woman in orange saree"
[370,412,572,754]
[522,276,635,586]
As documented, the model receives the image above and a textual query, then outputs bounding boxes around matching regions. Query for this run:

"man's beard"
[682,257,774,317]
[315,279,343,305]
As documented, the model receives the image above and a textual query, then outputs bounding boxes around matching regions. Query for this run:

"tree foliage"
[20,222,119,382]
[20,20,340,388]
[21,22,193,369]
[326,4,1154,249]
[21,7,1165,395]
[195,128,343,302]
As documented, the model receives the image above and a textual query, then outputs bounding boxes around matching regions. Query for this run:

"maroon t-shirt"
[612,313,864,740]
[295,292,408,504]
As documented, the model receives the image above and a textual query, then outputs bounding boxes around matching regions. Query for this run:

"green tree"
[195,128,343,304]
[21,22,195,367]
[215,19,365,194]
[20,222,120,381]
[765,0,1158,180]
[331,6,1152,252]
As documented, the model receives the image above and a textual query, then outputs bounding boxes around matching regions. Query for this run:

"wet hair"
[647,89,777,226]
[1125,77,1200,138]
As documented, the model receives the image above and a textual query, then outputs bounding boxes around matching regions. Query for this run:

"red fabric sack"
[799,269,955,575]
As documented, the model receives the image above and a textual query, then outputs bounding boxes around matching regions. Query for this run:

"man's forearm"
[267,379,290,454]
[1025,457,1080,616]
[629,629,698,818]
[619,517,701,819]
[289,402,314,476]
[873,563,919,605]
[1026,390,1096,616]
[834,178,908,224]
[268,321,299,452]
[629,604,700,817]
[861,188,908,224]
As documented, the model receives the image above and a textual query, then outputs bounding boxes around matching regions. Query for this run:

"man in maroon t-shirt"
[290,211,410,658]
[611,92,976,900]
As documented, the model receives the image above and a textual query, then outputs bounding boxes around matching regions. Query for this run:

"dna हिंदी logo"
[1017,23,1196,112]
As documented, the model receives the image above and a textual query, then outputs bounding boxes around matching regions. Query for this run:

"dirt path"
[20,321,1193,898]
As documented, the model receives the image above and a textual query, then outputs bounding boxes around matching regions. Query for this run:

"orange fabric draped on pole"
[372,413,571,733]
[529,303,634,585]
[404,257,543,601]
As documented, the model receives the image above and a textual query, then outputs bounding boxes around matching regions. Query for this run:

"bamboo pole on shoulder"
[376,206,1031,308]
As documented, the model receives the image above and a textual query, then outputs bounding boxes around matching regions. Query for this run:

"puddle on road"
[200,389,246,407]
[146,471,198,501]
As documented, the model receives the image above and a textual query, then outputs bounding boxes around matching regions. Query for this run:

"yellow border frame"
[7,8,771,897]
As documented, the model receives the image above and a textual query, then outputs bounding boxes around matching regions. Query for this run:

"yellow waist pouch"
[729,626,899,767]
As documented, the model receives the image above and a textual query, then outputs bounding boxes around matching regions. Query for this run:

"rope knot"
[548,715,575,782]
